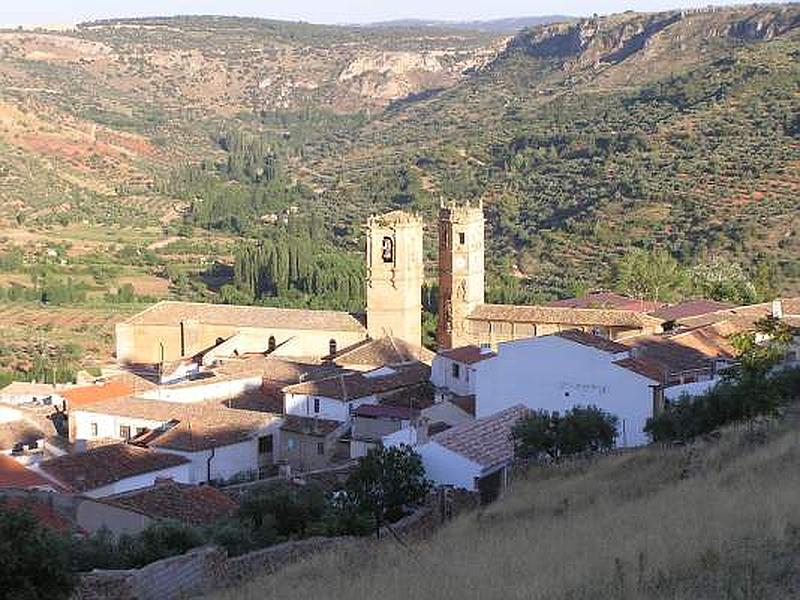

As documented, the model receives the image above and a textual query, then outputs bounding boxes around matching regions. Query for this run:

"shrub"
[0,500,76,600]
[343,444,432,535]
[512,405,619,461]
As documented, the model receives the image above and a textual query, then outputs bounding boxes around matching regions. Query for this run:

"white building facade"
[471,335,660,446]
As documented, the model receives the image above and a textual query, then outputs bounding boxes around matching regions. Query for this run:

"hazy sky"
[0,0,769,26]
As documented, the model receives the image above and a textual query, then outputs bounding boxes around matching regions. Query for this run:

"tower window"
[381,236,394,263]
[458,232,466,245]
[329,339,337,356]
[268,336,276,352]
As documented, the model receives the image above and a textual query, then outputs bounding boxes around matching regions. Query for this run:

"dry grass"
[207,416,800,600]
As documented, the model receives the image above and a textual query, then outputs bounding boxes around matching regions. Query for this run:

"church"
[115,204,662,365]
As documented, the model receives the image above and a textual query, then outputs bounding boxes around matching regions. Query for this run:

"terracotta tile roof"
[554,330,629,354]
[668,327,736,358]
[77,397,279,452]
[260,357,344,385]
[1,496,73,531]
[353,404,418,420]
[283,363,430,402]
[439,346,496,365]
[613,357,665,383]
[105,480,238,526]
[61,381,133,409]
[650,299,736,322]
[39,444,189,493]
[328,336,435,367]
[432,405,529,469]
[469,304,662,328]
[280,415,341,437]
[547,292,664,312]
[675,297,800,329]
[125,301,366,333]
[621,335,720,375]
[0,454,54,489]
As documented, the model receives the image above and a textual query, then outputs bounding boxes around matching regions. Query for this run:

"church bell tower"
[365,211,424,347]
[437,200,485,350]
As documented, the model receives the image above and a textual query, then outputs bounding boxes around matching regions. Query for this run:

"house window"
[316,442,325,456]
[381,236,394,263]
[287,437,297,452]
[119,425,131,440]
[268,336,276,352]
[458,232,465,245]
[90,423,98,437]
[452,363,461,379]
[313,398,320,414]
[135,427,148,437]
[258,435,273,454]
[329,339,337,356]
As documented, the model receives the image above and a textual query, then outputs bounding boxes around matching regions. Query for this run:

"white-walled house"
[471,331,662,446]
[71,397,282,483]
[282,363,430,423]
[37,443,191,498]
[416,405,528,502]
[431,346,495,402]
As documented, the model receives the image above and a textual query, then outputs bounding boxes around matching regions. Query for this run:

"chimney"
[772,299,783,320]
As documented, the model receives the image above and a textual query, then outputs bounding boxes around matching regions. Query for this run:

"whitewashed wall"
[416,441,482,491]
[431,356,477,397]
[284,393,379,422]
[139,377,263,404]
[73,411,163,442]
[78,463,192,499]
[473,336,655,447]
[157,437,266,484]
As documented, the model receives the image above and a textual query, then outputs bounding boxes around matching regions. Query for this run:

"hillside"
[305,5,800,294]
[208,411,800,599]
[0,5,797,325]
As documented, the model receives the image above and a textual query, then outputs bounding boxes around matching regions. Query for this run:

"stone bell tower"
[437,200,485,350]
[365,211,424,346]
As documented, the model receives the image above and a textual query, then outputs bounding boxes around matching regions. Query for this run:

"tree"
[614,249,685,302]
[344,445,431,536]
[512,406,619,461]
[0,501,75,600]
[730,315,796,379]
[689,257,757,304]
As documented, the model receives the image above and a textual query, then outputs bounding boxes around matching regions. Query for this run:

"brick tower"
[437,200,485,350]
[365,211,424,346]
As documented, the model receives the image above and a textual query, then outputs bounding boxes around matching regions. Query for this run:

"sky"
[0,0,768,27]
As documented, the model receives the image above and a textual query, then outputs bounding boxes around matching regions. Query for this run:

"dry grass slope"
[208,413,800,599]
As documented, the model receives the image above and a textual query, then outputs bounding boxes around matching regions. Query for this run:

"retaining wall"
[72,487,479,600]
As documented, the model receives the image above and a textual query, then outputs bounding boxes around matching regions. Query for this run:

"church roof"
[468,304,662,328]
[123,301,366,333]
[327,336,434,367]
[546,292,664,312]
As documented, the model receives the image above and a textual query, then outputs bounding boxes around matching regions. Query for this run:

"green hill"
[0,5,798,311]
[207,409,800,599]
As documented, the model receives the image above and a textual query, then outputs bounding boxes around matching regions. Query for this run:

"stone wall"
[72,487,479,600]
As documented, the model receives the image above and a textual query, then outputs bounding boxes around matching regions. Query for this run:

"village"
[1,204,799,597]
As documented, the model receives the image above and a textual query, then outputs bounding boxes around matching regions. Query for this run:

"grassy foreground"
[207,411,800,599]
